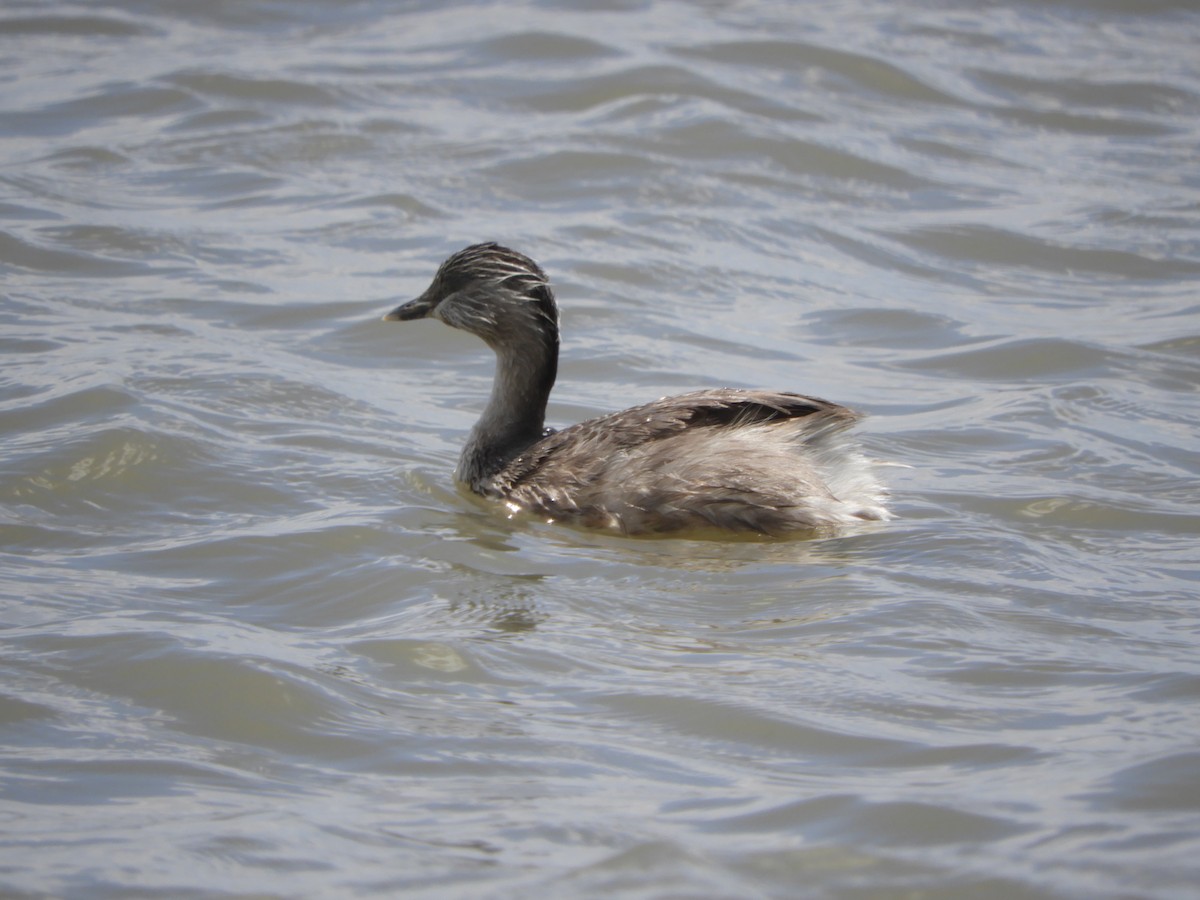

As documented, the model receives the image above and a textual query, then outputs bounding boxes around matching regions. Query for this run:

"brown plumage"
[383,243,891,536]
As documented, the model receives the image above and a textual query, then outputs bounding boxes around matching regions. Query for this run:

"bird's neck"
[456,335,558,491]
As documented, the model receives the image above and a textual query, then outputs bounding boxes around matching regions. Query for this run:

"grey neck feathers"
[456,332,558,491]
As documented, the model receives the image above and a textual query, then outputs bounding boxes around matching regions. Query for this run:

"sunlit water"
[2,1,1199,897]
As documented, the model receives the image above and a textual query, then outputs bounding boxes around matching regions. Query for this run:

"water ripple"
[1,1,1199,897]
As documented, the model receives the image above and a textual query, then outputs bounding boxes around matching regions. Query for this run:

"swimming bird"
[383,243,891,536]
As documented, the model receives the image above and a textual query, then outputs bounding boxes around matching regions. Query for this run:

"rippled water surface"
[3,1,1199,897]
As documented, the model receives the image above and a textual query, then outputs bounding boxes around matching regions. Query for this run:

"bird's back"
[477,389,890,535]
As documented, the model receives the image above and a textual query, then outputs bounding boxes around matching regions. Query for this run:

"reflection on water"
[2,0,1199,896]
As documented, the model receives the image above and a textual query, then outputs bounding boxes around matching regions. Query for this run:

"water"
[2,0,1199,896]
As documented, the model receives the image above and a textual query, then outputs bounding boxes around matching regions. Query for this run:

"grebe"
[383,243,890,536]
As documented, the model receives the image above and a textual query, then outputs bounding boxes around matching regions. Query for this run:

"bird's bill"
[382,291,437,322]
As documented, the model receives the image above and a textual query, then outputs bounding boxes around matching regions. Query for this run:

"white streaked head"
[382,243,559,347]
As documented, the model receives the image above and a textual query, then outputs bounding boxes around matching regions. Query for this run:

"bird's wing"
[491,388,861,496]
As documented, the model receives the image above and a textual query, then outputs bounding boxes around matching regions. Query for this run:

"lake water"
[2,1,1199,897]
